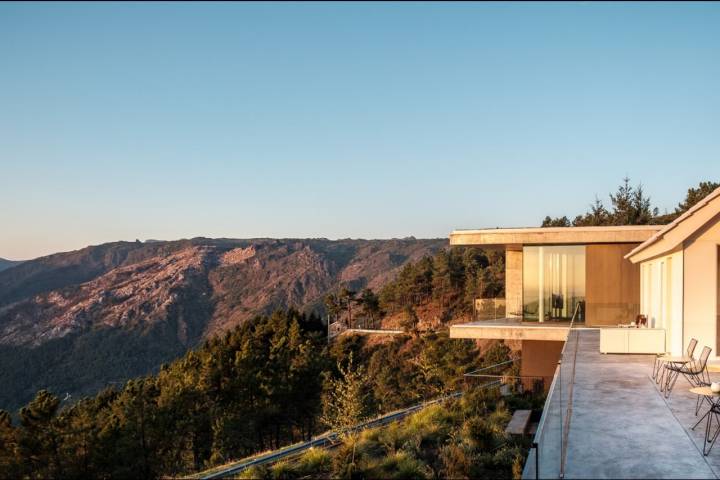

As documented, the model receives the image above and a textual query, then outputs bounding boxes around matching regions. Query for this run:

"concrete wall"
[683,215,720,357]
[520,340,564,390]
[506,248,523,318]
[585,244,641,327]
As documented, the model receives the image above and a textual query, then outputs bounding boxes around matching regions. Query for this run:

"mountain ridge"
[0,237,446,410]
[0,257,23,273]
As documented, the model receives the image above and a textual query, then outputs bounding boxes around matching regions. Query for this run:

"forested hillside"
[0,309,518,478]
[0,241,514,478]
[0,238,445,411]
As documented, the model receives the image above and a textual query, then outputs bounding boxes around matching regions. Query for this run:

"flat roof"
[450,225,661,247]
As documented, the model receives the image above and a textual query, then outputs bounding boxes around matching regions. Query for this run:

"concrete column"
[538,246,544,322]
[505,247,523,319]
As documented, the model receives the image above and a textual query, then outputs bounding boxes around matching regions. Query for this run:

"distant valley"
[0,237,445,411]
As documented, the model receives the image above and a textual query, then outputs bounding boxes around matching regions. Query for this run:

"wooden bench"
[505,409,532,435]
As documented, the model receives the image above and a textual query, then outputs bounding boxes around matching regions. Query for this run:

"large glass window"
[523,246,585,322]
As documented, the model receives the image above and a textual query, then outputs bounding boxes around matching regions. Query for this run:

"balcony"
[524,329,720,479]
[451,297,578,342]
[450,318,573,342]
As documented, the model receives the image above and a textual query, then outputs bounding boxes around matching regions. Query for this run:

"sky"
[1,2,719,260]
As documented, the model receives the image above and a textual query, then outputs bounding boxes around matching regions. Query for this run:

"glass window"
[523,246,585,322]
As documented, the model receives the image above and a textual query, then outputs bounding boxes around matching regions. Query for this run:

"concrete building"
[626,186,720,357]
[448,187,720,479]
[450,185,720,382]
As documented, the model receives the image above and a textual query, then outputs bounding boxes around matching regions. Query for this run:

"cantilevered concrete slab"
[449,319,571,341]
[450,225,661,248]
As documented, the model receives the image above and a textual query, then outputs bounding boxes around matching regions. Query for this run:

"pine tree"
[321,353,373,437]
[17,390,63,478]
[0,410,19,477]
[676,181,720,215]
[321,352,374,472]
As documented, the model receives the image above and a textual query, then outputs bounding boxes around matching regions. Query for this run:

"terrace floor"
[561,330,720,479]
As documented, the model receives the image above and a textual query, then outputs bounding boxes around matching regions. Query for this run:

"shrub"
[462,417,498,451]
[295,448,332,476]
[270,460,298,479]
[370,451,431,480]
[238,464,270,479]
[439,441,475,479]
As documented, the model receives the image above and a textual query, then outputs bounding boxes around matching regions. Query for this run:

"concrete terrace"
[450,318,572,341]
[530,329,720,479]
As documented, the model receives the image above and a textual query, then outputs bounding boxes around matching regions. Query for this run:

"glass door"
[523,245,586,322]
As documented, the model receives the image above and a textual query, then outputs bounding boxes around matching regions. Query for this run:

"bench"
[505,409,531,435]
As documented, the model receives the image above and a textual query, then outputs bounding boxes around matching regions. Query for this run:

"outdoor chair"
[654,338,698,386]
[663,345,712,400]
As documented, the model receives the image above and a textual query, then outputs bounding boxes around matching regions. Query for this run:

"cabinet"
[599,328,665,354]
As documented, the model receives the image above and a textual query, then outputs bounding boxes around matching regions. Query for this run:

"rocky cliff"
[0,237,445,410]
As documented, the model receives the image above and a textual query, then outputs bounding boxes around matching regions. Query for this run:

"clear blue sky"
[1,2,719,260]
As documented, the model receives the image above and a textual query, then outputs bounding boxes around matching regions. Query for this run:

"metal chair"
[655,338,697,386]
[664,345,712,399]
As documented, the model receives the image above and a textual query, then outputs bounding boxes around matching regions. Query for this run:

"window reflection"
[523,246,585,322]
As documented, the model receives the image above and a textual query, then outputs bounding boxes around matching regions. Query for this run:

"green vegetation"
[0,305,515,478]
[237,387,538,479]
[542,178,719,227]
[6,178,716,477]
[325,246,505,331]
[380,247,504,319]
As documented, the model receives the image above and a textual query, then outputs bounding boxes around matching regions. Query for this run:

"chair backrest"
[687,338,699,358]
[692,346,712,373]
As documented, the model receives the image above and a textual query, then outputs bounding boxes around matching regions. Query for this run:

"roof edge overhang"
[625,186,720,264]
[450,225,661,248]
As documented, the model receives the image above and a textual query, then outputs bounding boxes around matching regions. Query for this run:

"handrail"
[199,359,519,479]
[463,358,519,377]
[568,302,582,329]
[523,302,582,479]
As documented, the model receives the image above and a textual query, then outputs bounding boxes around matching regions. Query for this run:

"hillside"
[0,258,22,273]
[0,309,519,478]
[0,237,445,411]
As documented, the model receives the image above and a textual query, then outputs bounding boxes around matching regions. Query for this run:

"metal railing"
[522,304,581,479]
[196,391,463,479]
[196,358,524,479]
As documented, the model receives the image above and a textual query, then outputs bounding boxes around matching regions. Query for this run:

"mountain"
[0,258,22,272]
[0,237,445,411]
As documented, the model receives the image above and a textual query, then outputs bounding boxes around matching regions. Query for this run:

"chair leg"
[693,406,713,430]
[653,358,661,380]
[697,395,703,416]
[705,411,720,456]
[659,365,667,391]
[665,369,680,399]
[704,412,713,455]
[662,368,672,396]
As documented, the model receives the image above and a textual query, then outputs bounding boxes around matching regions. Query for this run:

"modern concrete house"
[450,186,720,390]
[626,187,720,358]
[448,186,720,479]
[448,224,664,380]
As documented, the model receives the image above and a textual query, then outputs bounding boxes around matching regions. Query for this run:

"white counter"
[599,328,666,354]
